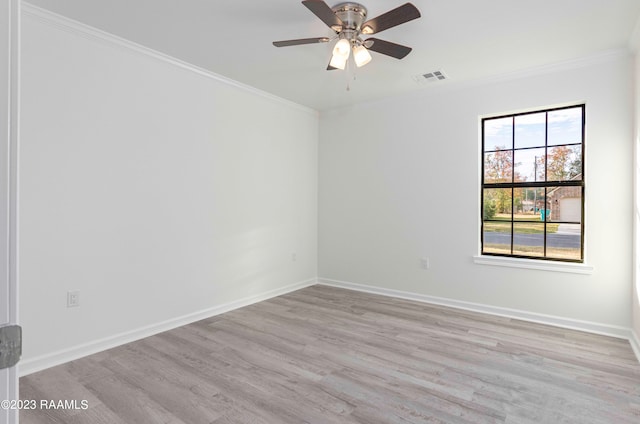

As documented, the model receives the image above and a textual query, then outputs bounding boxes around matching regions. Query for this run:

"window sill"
[473,255,594,274]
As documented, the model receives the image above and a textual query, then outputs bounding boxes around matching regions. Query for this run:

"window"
[481,105,584,262]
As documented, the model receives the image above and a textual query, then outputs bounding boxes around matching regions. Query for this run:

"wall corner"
[630,15,640,53]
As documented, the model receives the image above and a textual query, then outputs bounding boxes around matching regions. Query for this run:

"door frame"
[1,1,20,423]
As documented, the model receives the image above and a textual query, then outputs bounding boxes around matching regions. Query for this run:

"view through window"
[481,105,585,262]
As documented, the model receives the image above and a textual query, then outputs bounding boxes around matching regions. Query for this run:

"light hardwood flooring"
[20,285,640,423]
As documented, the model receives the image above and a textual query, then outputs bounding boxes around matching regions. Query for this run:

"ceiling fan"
[273,1,421,70]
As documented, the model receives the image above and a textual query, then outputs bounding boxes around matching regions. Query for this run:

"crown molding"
[20,2,318,116]
[431,48,631,98]
[324,47,631,115]
[469,48,631,87]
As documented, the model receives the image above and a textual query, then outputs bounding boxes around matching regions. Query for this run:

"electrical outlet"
[421,257,430,270]
[67,290,80,307]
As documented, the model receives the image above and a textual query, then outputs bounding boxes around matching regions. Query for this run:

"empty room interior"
[3,0,640,423]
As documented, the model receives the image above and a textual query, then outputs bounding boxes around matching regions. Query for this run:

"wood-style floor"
[20,285,640,423]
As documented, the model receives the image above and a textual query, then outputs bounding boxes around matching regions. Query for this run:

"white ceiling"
[26,0,640,111]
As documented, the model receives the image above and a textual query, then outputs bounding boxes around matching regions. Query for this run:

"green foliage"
[495,189,511,214]
[483,198,496,220]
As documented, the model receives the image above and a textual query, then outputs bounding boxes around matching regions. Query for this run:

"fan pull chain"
[347,71,357,91]
[345,56,353,91]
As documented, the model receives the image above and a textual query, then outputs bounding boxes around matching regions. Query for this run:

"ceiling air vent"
[413,70,448,84]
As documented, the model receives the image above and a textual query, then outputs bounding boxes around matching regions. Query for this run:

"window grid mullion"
[543,112,548,257]
[511,117,515,255]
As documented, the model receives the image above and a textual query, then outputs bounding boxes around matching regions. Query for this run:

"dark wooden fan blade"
[273,37,330,47]
[365,38,412,59]
[361,3,421,35]
[302,0,344,30]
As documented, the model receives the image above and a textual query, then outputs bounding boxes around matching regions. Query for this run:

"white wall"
[19,10,318,369]
[319,52,634,329]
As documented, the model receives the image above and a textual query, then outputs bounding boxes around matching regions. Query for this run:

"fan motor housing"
[332,2,367,31]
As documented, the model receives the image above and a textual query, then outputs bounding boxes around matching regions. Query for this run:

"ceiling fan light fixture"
[330,38,351,70]
[329,53,348,70]
[332,38,351,58]
[353,44,372,67]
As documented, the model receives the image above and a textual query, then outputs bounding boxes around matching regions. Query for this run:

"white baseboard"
[630,330,640,363]
[318,278,634,341]
[19,278,317,376]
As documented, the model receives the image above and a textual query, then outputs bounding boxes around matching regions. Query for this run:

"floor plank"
[20,285,640,423]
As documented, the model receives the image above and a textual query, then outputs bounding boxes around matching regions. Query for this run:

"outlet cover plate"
[67,290,80,307]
